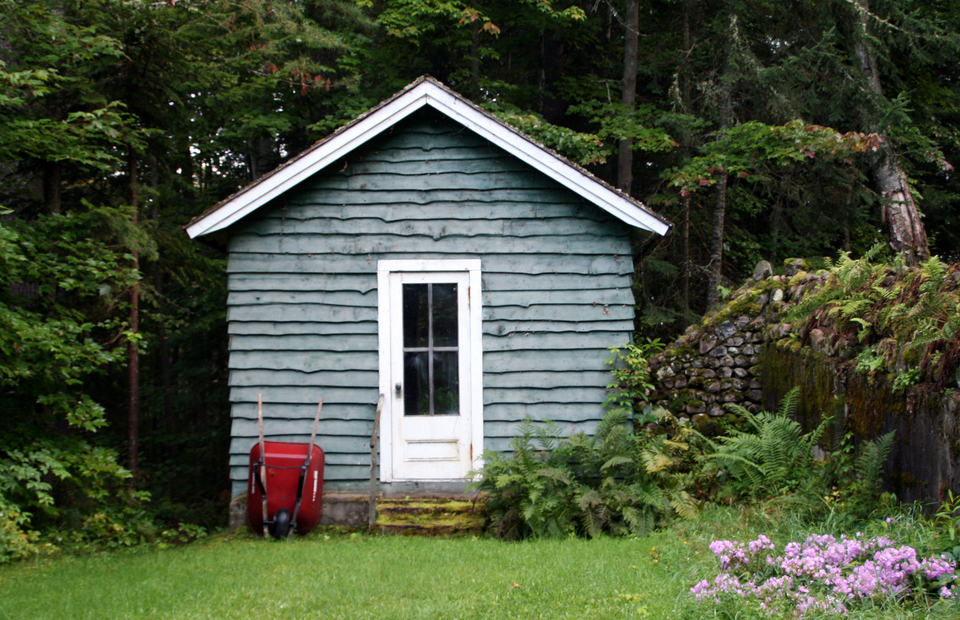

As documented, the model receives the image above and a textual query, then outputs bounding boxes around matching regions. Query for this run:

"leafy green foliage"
[785,248,960,389]
[471,409,704,540]
[703,387,898,524]
[604,339,664,420]
[667,121,883,197]
[706,388,831,500]
[0,212,149,562]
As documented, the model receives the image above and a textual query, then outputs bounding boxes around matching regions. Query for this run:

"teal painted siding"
[225,109,635,493]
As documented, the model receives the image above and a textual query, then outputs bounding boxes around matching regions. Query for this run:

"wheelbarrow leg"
[289,398,323,539]
[258,394,269,538]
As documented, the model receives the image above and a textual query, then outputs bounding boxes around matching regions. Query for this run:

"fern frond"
[862,241,887,263]
[776,386,802,419]
[871,285,897,301]
[576,488,604,538]
[667,489,699,521]
[856,431,895,486]
[601,455,633,471]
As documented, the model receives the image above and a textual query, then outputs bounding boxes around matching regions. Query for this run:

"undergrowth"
[784,247,960,391]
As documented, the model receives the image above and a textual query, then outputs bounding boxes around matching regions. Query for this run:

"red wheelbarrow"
[246,396,324,538]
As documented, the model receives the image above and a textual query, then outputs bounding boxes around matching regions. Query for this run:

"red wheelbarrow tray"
[246,441,325,537]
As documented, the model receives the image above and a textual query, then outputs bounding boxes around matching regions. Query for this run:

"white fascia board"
[421,90,671,236]
[187,80,670,238]
[186,89,433,239]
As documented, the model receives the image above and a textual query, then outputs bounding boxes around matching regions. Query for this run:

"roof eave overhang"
[186,79,671,239]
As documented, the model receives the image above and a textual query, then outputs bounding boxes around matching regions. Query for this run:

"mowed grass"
[0,530,702,620]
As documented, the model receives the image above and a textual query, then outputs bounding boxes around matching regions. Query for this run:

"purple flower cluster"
[691,533,958,616]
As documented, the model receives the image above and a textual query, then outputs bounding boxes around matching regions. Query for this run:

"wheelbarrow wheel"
[273,508,291,539]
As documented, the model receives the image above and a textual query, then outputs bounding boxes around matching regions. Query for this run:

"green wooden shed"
[187,77,671,498]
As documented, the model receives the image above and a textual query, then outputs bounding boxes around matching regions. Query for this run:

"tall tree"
[851,0,929,264]
[617,0,640,193]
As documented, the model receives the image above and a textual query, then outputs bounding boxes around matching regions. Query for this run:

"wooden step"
[375,497,485,536]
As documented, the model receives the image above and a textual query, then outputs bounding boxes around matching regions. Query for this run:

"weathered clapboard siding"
[225,109,635,494]
[227,253,632,275]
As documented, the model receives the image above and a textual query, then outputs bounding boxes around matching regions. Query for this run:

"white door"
[377,260,483,482]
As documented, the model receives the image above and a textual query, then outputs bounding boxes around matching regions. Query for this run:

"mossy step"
[375,498,484,536]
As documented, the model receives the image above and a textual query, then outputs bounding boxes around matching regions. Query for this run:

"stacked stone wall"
[646,260,795,423]
[645,258,960,504]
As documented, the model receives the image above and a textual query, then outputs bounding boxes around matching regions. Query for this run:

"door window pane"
[432,351,460,415]
[432,284,458,347]
[402,284,429,348]
[403,352,429,415]
[401,282,460,416]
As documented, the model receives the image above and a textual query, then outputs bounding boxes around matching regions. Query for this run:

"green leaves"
[667,120,883,196]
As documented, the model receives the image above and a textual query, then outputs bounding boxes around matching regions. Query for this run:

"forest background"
[1,0,959,552]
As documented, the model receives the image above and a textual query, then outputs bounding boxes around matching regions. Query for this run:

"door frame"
[376,259,483,482]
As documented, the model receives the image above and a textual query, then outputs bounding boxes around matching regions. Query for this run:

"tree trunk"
[680,0,693,316]
[128,149,140,480]
[706,6,735,309]
[706,173,728,309]
[42,161,61,215]
[617,0,639,194]
[851,0,930,264]
[470,27,481,99]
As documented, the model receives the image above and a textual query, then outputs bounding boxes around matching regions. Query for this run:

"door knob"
[395,383,402,397]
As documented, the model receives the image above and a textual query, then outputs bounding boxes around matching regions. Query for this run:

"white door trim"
[377,259,483,482]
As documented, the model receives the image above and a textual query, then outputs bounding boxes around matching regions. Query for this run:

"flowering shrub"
[691,533,959,616]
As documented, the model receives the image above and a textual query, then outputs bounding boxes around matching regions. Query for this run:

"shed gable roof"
[185,77,671,239]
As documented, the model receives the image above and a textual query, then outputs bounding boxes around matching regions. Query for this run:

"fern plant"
[470,418,576,539]
[470,407,704,539]
[783,247,960,389]
[706,388,831,500]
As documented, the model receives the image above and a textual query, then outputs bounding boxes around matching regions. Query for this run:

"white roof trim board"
[186,77,671,239]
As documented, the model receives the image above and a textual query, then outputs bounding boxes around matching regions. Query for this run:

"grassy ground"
[1,507,958,619]
[0,529,700,620]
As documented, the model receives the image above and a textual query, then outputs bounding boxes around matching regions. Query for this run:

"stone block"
[720,392,739,403]
[657,365,676,380]
[753,259,773,280]
[719,355,735,367]
[717,366,733,379]
[710,345,728,357]
[728,336,745,347]
[734,355,749,367]
[733,367,749,379]
[716,320,737,339]
[703,368,717,379]
[229,494,247,531]
[809,328,826,353]
[705,381,721,393]
[708,405,725,417]
[699,336,718,354]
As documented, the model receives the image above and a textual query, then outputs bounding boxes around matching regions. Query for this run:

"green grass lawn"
[3,507,959,620]
[0,530,700,620]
